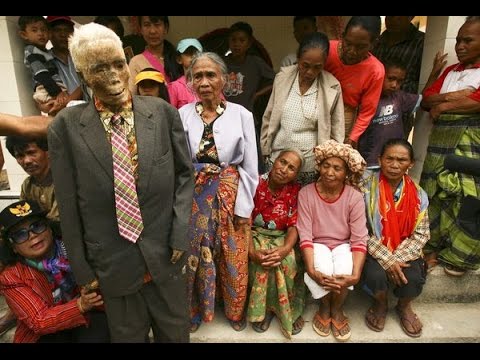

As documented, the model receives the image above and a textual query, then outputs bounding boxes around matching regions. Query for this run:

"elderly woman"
[362,139,429,338]
[247,149,305,339]
[297,140,368,342]
[178,52,258,333]
[0,200,110,343]
[261,32,344,186]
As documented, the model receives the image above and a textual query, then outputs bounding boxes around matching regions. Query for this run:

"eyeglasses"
[8,220,48,244]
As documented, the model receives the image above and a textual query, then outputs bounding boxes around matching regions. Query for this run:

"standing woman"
[128,16,181,93]
[362,139,429,338]
[324,16,384,148]
[261,32,344,186]
[179,52,258,333]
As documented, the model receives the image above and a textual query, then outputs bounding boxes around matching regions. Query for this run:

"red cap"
[46,16,74,25]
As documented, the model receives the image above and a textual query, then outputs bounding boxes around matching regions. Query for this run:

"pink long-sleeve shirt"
[296,183,368,253]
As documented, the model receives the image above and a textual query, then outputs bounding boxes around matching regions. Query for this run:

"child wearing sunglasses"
[0,200,110,343]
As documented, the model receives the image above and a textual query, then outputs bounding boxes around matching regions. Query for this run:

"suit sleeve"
[47,117,97,285]
[167,106,195,251]
[260,75,277,156]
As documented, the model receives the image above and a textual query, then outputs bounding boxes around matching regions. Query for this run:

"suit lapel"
[133,97,155,200]
[79,104,113,180]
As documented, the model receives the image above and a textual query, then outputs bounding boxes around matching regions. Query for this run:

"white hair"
[69,22,124,74]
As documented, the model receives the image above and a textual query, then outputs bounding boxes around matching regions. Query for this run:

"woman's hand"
[386,261,410,287]
[77,286,104,313]
[331,274,360,289]
[308,269,341,293]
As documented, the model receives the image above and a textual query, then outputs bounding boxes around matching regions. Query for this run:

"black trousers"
[38,310,110,343]
[361,255,426,299]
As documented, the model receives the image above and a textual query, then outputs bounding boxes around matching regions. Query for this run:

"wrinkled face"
[191,57,225,102]
[270,151,302,187]
[319,156,347,190]
[9,217,53,261]
[20,20,49,48]
[139,17,168,47]
[49,22,74,52]
[385,16,414,33]
[294,19,317,44]
[341,25,373,65]
[455,21,480,66]
[382,66,406,96]
[138,80,161,97]
[228,30,251,57]
[82,45,129,108]
[298,48,326,85]
[14,143,50,179]
[378,144,413,184]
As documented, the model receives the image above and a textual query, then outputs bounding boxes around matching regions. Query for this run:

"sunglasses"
[8,220,48,244]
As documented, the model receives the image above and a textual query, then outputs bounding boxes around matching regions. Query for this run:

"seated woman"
[297,140,368,342]
[247,149,306,339]
[362,138,429,338]
[0,200,110,343]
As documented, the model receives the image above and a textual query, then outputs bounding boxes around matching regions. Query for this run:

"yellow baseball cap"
[134,71,165,85]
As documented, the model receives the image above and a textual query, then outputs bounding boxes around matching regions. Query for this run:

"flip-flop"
[312,311,331,337]
[395,306,422,338]
[365,306,387,332]
[251,312,275,333]
[190,322,201,333]
[331,315,351,342]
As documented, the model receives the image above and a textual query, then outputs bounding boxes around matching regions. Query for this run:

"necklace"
[300,93,318,121]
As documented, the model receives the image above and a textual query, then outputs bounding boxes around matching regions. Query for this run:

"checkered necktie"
[110,114,144,243]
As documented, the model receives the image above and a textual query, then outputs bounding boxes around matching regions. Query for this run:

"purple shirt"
[358,90,420,167]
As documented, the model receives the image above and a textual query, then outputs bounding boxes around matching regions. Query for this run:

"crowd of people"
[0,15,478,343]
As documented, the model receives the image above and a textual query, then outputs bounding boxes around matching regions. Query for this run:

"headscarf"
[314,140,366,188]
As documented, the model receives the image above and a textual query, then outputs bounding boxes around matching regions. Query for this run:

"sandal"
[229,317,247,332]
[365,306,387,332]
[444,264,466,277]
[312,311,331,337]
[395,306,422,338]
[292,316,305,335]
[251,312,275,333]
[331,315,351,342]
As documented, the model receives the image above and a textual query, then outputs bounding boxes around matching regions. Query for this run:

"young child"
[358,58,421,169]
[167,38,203,109]
[135,67,170,102]
[223,21,275,113]
[18,16,68,111]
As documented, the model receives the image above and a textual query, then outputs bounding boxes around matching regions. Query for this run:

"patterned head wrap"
[314,140,366,187]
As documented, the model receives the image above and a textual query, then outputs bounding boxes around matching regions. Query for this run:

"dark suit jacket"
[48,96,194,297]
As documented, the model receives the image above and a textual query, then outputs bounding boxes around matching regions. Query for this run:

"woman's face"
[319,157,347,189]
[138,80,161,97]
[270,151,302,187]
[379,144,413,184]
[298,48,326,85]
[341,25,373,65]
[139,17,168,47]
[191,57,225,102]
[9,217,53,261]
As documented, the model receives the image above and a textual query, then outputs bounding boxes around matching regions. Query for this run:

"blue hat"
[176,38,203,54]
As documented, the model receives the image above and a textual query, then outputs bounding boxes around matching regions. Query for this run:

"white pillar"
[410,16,467,183]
